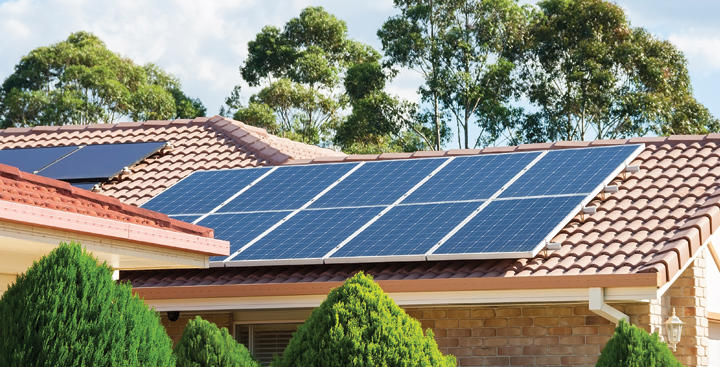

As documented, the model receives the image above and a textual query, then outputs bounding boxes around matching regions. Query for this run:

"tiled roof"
[0,116,344,206]
[0,163,212,237]
[124,136,720,289]
[4,118,717,289]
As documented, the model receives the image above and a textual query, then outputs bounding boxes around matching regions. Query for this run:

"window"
[234,323,300,365]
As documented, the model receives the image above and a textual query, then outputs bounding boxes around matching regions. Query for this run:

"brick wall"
[160,311,233,343]
[405,303,645,367]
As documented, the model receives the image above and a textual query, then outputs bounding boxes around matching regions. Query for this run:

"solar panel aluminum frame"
[423,143,645,262]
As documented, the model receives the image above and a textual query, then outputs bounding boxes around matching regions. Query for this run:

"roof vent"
[582,206,597,215]
[604,185,618,193]
[546,242,562,251]
[625,165,640,173]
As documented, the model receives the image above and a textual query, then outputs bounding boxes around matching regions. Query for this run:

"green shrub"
[0,242,174,366]
[175,316,260,367]
[596,320,682,367]
[271,272,456,367]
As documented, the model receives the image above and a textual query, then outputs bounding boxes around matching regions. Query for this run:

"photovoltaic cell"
[309,158,447,208]
[500,145,640,198]
[404,152,540,204]
[232,207,383,261]
[0,146,79,173]
[38,142,166,180]
[142,168,273,215]
[433,196,583,255]
[220,163,358,212]
[198,212,289,261]
[331,202,480,258]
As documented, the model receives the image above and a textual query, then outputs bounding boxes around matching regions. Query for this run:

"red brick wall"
[406,303,644,367]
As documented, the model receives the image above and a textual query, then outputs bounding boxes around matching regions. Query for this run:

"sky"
[0,0,719,127]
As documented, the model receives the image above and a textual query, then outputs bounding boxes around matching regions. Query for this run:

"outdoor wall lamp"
[167,311,180,322]
[665,308,683,351]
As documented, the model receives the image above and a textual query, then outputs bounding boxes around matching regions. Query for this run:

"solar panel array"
[142,144,643,265]
[0,142,166,189]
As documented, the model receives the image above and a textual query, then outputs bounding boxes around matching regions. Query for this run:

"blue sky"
[1,0,718,134]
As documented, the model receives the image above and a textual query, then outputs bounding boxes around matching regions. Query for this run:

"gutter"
[589,287,628,324]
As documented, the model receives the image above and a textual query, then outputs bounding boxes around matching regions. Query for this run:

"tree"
[596,320,682,367]
[271,272,456,367]
[175,316,260,367]
[379,0,449,150]
[237,7,379,145]
[335,61,430,153]
[0,242,174,366]
[516,0,718,143]
[0,32,205,128]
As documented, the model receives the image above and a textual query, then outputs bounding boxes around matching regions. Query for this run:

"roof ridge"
[283,135,720,165]
[207,115,345,164]
[0,163,213,237]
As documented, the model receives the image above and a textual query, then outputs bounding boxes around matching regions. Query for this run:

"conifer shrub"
[0,242,174,366]
[175,316,260,367]
[271,272,456,367]
[596,320,682,367]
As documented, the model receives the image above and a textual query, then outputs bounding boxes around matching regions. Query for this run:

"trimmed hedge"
[0,242,174,366]
[175,316,260,367]
[596,320,682,367]
[271,272,456,367]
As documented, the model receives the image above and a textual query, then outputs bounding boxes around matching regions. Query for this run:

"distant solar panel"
[221,163,358,213]
[143,168,274,215]
[228,207,383,264]
[71,181,100,191]
[142,144,643,266]
[38,142,166,180]
[309,158,447,208]
[0,146,79,173]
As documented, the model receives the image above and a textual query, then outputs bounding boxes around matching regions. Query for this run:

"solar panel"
[220,163,358,212]
[500,145,641,198]
[37,142,166,180]
[142,168,274,215]
[71,181,100,191]
[140,144,643,266]
[198,212,289,261]
[327,202,479,262]
[0,146,79,173]
[429,196,583,257]
[309,158,447,208]
[228,207,383,264]
[403,152,540,204]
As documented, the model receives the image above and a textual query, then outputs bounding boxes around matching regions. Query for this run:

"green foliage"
[0,32,205,127]
[596,320,682,367]
[175,316,260,367]
[0,242,174,366]
[271,272,456,367]
[515,0,718,142]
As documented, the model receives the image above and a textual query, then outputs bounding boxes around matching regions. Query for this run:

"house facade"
[2,116,718,366]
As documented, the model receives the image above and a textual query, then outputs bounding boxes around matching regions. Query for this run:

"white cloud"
[668,34,720,73]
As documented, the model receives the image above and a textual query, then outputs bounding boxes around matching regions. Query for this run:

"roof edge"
[0,199,229,256]
[0,163,213,237]
[131,272,660,300]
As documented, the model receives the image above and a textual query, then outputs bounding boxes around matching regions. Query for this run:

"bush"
[175,316,260,367]
[0,242,174,366]
[596,320,682,367]
[271,272,456,367]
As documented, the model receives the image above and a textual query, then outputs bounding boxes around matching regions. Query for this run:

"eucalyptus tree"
[238,7,379,145]
[517,0,718,142]
[0,32,205,128]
